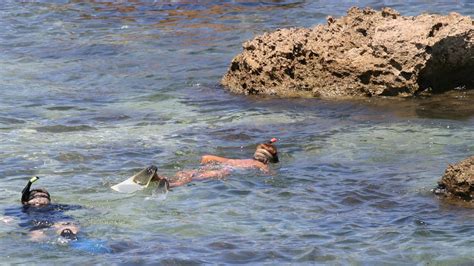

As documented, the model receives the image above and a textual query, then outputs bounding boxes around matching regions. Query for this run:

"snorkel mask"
[254,138,279,164]
[21,176,51,206]
[60,228,78,241]
[267,138,279,163]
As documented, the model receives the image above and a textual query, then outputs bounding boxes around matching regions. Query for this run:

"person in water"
[3,176,81,241]
[111,138,279,192]
[165,138,279,187]
[201,138,279,172]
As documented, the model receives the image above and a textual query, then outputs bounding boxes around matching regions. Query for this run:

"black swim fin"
[156,178,170,194]
[132,166,157,186]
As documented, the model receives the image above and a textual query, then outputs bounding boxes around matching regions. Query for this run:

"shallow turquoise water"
[0,1,473,264]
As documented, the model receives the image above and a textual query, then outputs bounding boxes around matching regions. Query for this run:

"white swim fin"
[111,166,157,193]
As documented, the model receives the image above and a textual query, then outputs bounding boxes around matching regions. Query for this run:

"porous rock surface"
[437,156,474,201]
[222,7,474,98]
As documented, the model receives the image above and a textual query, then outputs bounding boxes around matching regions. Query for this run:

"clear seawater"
[0,1,473,264]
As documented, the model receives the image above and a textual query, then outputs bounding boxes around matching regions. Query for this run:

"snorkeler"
[3,176,81,242]
[111,138,279,193]
[166,138,279,187]
[200,137,279,173]
[1,177,112,254]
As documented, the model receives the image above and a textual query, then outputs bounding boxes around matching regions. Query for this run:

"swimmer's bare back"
[200,155,269,173]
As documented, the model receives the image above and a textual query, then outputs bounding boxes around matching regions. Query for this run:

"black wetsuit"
[4,204,81,231]
[4,203,113,253]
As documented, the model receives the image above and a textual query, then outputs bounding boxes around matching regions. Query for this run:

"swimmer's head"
[24,188,51,206]
[253,138,279,164]
[21,177,51,206]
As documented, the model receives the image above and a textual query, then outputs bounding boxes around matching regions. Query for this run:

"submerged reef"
[222,7,473,98]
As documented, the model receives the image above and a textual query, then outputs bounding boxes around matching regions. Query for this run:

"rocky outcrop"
[222,7,473,98]
[435,156,474,201]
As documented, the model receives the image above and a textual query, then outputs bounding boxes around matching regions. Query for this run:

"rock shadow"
[418,32,474,94]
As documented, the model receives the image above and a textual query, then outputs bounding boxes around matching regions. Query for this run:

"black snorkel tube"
[21,176,39,204]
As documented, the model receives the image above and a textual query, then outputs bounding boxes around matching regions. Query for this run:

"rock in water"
[222,7,473,98]
[436,156,474,201]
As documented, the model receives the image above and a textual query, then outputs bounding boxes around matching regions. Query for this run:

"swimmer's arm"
[200,155,230,164]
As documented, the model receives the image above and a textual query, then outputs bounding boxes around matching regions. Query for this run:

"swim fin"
[156,178,170,194]
[111,166,157,193]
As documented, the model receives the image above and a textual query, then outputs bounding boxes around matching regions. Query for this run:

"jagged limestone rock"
[222,7,473,98]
